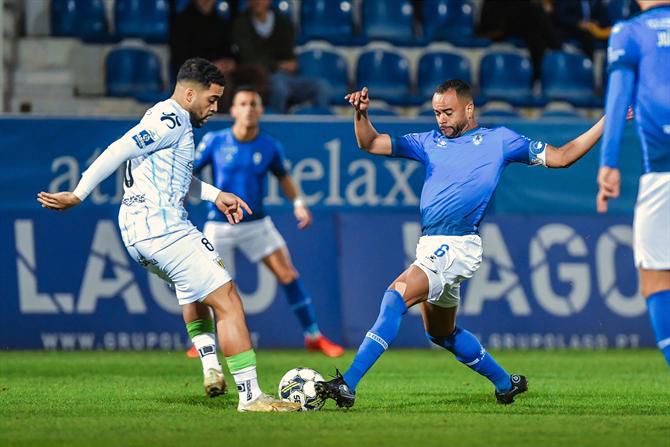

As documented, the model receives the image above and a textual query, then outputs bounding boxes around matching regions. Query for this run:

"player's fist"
[37,191,81,211]
[345,87,369,113]
[215,191,253,225]
[596,166,621,213]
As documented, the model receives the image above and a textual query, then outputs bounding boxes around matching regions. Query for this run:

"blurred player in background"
[37,58,300,412]
[597,0,670,367]
[317,81,610,408]
[183,87,345,368]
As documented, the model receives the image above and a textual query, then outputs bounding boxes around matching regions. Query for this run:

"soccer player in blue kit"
[316,80,609,408]
[596,0,670,367]
[182,87,345,394]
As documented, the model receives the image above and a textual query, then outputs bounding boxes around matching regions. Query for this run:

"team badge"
[436,136,448,147]
[472,134,483,146]
[253,152,263,165]
[223,146,237,161]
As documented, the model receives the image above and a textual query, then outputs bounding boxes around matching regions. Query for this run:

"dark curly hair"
[176,58,226,88]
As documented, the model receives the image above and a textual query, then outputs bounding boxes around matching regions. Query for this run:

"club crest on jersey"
[436,136,448,147]
[223,146,237,162]
[253,152,263,165]
[472,134,484,146]
[132,130,156,149]
[530,140,546,155]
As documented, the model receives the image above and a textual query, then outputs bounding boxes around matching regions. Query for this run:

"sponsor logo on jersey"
[160,112,181,129]
[132,130,156,149]
[122,194,146,206]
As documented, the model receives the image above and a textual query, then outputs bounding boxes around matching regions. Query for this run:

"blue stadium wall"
[0,116,652,350]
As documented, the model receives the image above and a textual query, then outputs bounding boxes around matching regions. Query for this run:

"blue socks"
[647,289,670,367]
[282,279,319,337]
[343,290,407,391]
[428,327,512,392]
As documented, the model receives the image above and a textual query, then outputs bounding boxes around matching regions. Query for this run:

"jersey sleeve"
[269,139,288,178]
[500,127,547,167]
[390,132,428,163]
[607,21,640,72]
[72,108,184,201]
[194,132,215,174]
[122,108,184,156]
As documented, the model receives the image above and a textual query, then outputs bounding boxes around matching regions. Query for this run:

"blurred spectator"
[479,0,562,81]
[552,0,608,59]
[232,0,330,113]
[169,0,236,80]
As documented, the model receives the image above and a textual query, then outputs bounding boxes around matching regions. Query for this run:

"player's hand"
[37,191,81,211]
[626,106,634,121]
[345,87,369,113]
[596,166,621,213]
[294,204,312,230]
[215,191,252,225]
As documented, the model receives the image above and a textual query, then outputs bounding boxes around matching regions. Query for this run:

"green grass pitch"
[1,350,668,447]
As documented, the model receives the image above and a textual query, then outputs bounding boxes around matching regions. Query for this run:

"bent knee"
[276,268,299,285]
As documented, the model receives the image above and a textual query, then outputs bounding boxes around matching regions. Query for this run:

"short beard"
[443,122,466,139]
[189,111,204,128]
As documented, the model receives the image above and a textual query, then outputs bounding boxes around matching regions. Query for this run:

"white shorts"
[203,217,286,263]
[126,226,232,305]
[412,235,483,308]
[634,172,670,270]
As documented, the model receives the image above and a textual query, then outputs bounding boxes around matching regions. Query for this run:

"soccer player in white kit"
[37,58,301,412]
[183,87,345,364]
[597,1,670,367]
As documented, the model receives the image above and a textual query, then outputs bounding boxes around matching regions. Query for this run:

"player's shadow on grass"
[158,395,239,410]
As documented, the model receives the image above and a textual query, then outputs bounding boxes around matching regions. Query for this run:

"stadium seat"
[106,48,164,100]
[540,108,585,119]
[478,108,521,119]
[478,52,538,106]
[115,0,169,43]
[356,49,420,106]
[420,0,490,47]
[367,107,399,116]
[362,0,415,45]
[239,0,294,18]
[51,0,110,42]
[541,51,601,107]
[298,49,349,103]
[417,51,471,99]
[300,0,355,45]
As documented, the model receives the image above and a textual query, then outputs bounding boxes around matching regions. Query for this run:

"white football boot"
[237,393,302,412]
[203,368,227,397]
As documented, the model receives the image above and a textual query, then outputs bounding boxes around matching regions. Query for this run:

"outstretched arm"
[544,116,605,169]
[345,87,392,155]
[37,137,143,210]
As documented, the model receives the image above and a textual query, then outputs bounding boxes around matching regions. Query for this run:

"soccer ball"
[277,367,325,411]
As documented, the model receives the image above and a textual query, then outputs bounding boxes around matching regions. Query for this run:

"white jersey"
[118,99,195,245]
[73,99,221,246]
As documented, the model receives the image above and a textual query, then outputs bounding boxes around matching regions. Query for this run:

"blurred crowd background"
[0,0,641,118]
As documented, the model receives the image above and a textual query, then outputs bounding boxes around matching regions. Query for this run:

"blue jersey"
[194,128,288,222]
[392,127,546,236]
[602,5,670,173]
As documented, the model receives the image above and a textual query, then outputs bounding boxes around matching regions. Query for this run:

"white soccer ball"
[277,367,325,411]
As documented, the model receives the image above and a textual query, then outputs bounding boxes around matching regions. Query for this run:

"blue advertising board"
[0,116,651,349]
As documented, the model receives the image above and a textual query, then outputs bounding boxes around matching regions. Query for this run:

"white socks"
[192,333,222,373]
[232,366,262,403]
